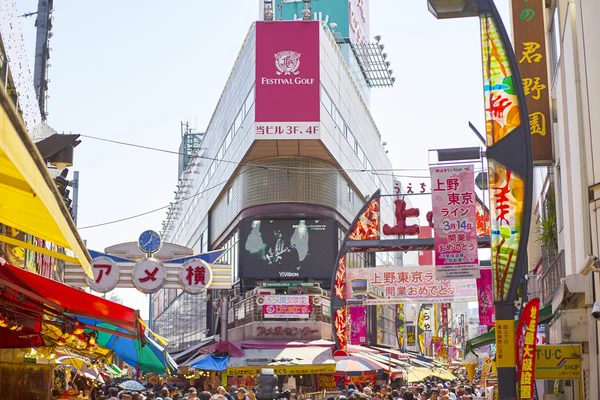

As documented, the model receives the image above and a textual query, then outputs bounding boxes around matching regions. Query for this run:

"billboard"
[240,219,337,279]
[430,165,479,279]
[255,21,321,140]
[346,265,478,303]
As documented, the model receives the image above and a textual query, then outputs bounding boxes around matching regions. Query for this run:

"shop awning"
[467,305,553,351]
[349,352,404,378]
[0,86,91,277]
[366,345,415,359]
[227,346,336,376]
[191,355,229,371]
[352,351,411,369]
[0,261,140,333]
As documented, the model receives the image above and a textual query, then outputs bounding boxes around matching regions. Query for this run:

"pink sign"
[476,269,494,326]
[262,304,312,319]
[350,306,367,345]
[255,21,320,140]
[430,165,480,279]
[346,265,477,303]
[349,0,370,45]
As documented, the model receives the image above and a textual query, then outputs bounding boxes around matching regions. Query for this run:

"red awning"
[0,261,140,333]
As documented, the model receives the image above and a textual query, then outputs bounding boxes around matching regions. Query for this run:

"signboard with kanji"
[495,319,516,368]
[132,258,166,294]
[178,259,213,294]
[430,165,479,280]
[516,298,540,399]
[347,265,477,304]
[511,0,553,164]
[86,256,119,293]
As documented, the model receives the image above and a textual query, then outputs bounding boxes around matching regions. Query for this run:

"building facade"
[153,3,398,352]
[522,1,600,399]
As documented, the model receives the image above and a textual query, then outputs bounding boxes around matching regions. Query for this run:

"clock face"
[138,230,162,254]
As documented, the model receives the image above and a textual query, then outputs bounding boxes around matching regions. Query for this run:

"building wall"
[527,1,600,398]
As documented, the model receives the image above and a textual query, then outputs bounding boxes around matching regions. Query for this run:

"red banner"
[516,298,540,400]
[476,269,494,326]
[441,303,449,326]
[255,21,321,139]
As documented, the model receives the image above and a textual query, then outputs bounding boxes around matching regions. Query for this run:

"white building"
[525,1,600,399]
[153,12,398,350]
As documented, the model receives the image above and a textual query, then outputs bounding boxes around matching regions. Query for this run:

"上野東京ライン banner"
[255,21,320,140]
[430,165,479,279]
[346,265,477,303]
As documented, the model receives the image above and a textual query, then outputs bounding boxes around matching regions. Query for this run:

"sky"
[16,0,511,318]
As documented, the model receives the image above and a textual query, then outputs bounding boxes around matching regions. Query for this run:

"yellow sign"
[227,364,336,376]
[535,344,582,380]
[495,319,516,368]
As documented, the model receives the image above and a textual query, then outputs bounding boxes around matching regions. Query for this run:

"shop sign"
[132,258,166,294]
[316,374,338,391]
[259,282,317,288]
[347,265,477,303]
[406,325,416,347]
[476,269,494,326]
[256,325,318,337]
[321,299,331,318]
[534,345,582,380]
[349,305,367,345]
[260,295,310,306]
[23,357,37,364]
[226,364,336,377]
[511,0,553,164]
[86,256,120,293]
[495,320,516,368]
[178,259,213,294]
[262,304,312,319]
[517,298,540,399]
[430,165,479,279]
[481,357,493,388]
[255,22,320,140]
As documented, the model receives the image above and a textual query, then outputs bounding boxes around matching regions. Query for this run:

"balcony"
[227,289,332,342]
[540,250,565,306]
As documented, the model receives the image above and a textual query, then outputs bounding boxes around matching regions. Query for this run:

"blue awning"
[191,355,229,371]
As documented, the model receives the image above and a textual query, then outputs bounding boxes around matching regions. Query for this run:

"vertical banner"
[511,0,553,163]
[440,303,449,326]
[255,21,321,139]
[417,304,432,355]
[516,298,540,400]
[406,324,417,351]
[396,304,405,352]
[476,269,495,326]
[349,305,367,345]
[430,165,480,279]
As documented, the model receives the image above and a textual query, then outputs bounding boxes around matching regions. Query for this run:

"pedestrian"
[188,388,198,399]
[121,392,133,400]
[200,391,212,400]
[235,388,250,400]
[108,387,119,400]
[402,392,414,400]
[217,386,234,400]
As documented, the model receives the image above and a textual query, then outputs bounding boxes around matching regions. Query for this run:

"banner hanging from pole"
[430,165,480,280]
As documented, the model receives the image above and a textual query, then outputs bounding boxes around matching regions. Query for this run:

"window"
[225,130,232,150]
[333,107,343,129]
[235,111,244,133]
[549,6,561,81]
[321,86,333,114]
[245,87,255,115]
[348,183,353,202]
[342,124,349,139]
[227,186,233,205]
[347,131,356,152]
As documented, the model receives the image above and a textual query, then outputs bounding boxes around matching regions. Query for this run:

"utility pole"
[33,0,53,120]
[72,171,79,225]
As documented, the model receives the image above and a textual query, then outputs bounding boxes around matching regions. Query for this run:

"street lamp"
[427,1,534,400]
[427,0,479,19]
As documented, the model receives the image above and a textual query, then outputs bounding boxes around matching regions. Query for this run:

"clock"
[138,230,162,254]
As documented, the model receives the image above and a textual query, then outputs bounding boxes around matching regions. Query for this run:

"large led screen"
[239,219,337,279]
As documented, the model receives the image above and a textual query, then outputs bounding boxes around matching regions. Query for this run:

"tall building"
[154,1,397,352]
[520,1,600,399]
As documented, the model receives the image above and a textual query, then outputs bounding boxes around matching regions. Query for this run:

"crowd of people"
[52,379,485,400]
[336,382,483,400]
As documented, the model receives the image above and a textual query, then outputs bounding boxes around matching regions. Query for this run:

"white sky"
[17,1,511,319]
